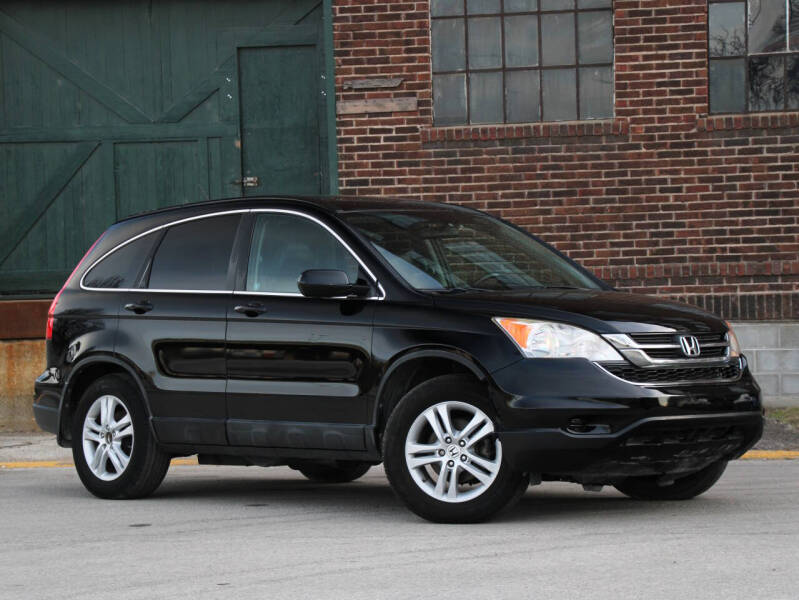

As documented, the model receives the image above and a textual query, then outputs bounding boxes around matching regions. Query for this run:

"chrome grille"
[603,331,731,367]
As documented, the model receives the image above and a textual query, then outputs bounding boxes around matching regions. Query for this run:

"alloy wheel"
[81,394,134,481]
[404,401,501,503]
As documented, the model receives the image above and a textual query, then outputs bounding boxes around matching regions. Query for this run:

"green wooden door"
[0,0,333,295]
[239,44,322,196]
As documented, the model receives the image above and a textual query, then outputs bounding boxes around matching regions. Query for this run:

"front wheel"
[613,461,728,501]
[383,375,528,523]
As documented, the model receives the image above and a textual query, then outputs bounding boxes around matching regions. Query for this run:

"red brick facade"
[333,0,799,320]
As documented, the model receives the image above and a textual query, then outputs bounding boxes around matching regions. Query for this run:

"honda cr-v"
[34,197,763,522]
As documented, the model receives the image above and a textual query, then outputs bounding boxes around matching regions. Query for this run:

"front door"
[238,42,324,196]
[225,211,377,451]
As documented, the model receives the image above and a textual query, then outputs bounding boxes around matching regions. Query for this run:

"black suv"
[34,197,763,522]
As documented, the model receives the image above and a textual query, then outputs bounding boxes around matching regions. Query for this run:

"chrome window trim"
[79,208,386,300]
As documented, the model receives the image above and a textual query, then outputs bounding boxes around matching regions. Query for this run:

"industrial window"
[430,0,614,125]
[709,0,799,113]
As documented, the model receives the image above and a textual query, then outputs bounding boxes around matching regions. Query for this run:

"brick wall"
[333,0,799,320]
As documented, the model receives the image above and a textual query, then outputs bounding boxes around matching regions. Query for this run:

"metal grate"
[603,362,742,385]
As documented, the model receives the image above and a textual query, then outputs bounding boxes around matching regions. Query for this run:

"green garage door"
[0,0,334,295]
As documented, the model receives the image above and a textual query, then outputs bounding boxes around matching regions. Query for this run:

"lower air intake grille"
[602,362,742,385]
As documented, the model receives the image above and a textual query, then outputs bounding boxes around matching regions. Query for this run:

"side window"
[148,215,240,290]
[83,233,158,289]
[246,213,360,294]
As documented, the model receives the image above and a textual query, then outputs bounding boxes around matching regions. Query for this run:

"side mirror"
[297,270,370,299]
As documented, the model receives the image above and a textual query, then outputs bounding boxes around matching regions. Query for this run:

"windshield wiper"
[429,287,476,294]
[523,285,586,291]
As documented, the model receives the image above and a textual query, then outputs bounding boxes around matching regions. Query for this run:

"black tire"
[71,374,170,499]
[613,461,728,501]
[382,375,528,523]
[297,461,372,483]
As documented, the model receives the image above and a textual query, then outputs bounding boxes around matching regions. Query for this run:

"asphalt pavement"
[1,459,798,600]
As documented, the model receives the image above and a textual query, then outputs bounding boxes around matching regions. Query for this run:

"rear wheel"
[297,460,372,483]
[613,461,728,501]
[383,375,528,523]
[71,374,170,499]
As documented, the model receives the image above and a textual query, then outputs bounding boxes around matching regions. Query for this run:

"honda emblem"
[679,335,701,357]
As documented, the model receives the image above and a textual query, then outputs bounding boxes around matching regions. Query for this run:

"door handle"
[234,303,267,317]
[231,176,260,187]
[124,301,153,315]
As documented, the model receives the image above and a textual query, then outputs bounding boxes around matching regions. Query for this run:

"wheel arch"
[57,355,156,446]
[372,347,492,441]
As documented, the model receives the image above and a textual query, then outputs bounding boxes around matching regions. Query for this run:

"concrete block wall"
[732,322,799,408]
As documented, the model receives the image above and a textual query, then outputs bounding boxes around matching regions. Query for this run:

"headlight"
[493,317,623,361]
[725,321,742,357]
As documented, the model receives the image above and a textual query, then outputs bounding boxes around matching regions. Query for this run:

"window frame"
[430,0,615,125]
[80,209,385,300]
[709,0,799,114]
[235,209,386,300]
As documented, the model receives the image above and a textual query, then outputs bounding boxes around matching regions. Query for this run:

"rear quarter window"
[82,232,158,289]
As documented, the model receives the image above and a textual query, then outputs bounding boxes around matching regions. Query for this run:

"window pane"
[542,68,577,120]
[505,15,539,67]
[579,66,613,118]
[246,214,359,294]
[541,0,574,9]
[709,2,746,57]
[505,0,537,12]
[434,73,468,124]
[709,58,746,113]
[791,0,799,50]
[506,70,541,122]
[83,233,157,289]
[748,0,786,54]
[470,71,504,123]
[578,11,613,64]
[431,0,463,17]
[467,0,500,14]
[149,215,239,291]
[578,0,611,7]
[468,17,502,68]
[541,13,576,65]
[432,19,466,72]
[788,55,799,108]
[749,55,785,111]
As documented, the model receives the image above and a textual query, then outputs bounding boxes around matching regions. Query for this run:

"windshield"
[340,206,602,291]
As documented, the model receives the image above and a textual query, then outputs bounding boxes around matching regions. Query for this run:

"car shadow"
[147,467,714,524]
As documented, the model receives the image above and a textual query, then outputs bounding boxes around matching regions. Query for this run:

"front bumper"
[490,355,763,479]
[498,411,762,480]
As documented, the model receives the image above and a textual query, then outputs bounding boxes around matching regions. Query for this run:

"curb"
[0,457,199,469]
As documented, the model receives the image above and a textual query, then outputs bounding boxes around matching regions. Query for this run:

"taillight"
[46,234,104,340]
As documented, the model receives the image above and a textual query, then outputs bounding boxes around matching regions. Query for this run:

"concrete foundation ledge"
[0,340,45,432]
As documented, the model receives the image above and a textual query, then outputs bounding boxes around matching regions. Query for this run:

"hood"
[430,288,726,334]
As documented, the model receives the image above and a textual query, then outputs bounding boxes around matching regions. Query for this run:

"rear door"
[225,210,377,451]
[116,212,243,446]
